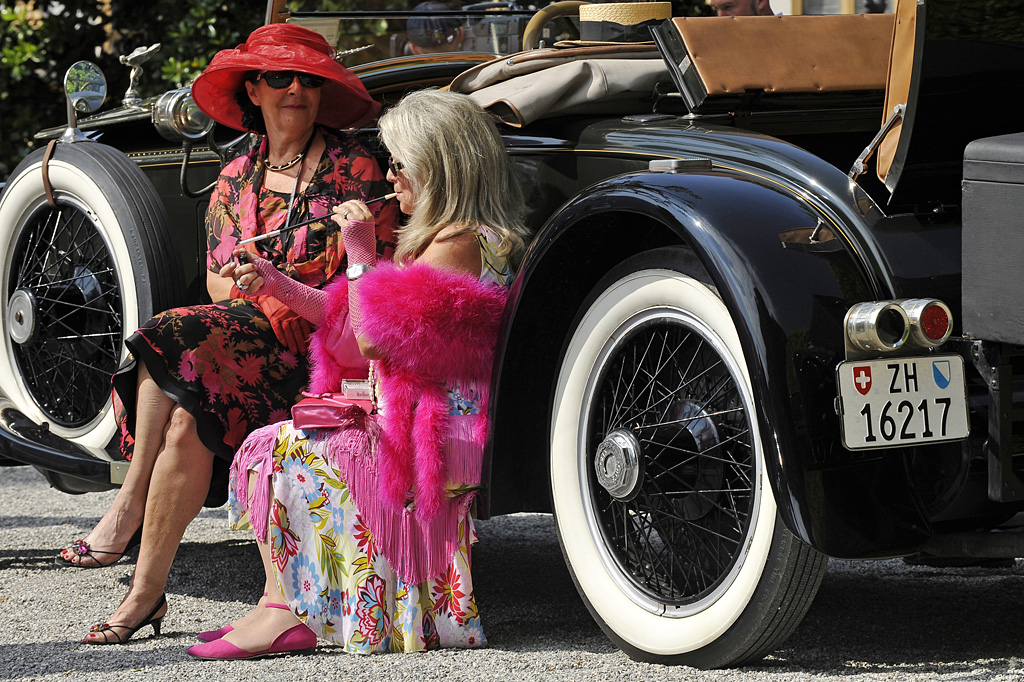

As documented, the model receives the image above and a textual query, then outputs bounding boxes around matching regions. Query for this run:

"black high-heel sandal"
[56,526,142,568]
[83,594,167,645]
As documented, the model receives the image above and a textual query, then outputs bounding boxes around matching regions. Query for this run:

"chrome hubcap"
[6,289,36,345]
[594,429,644,500]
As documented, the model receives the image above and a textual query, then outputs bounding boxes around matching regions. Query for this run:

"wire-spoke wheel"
[7,195,125,427]
[551,247,826,668]
[0,141,182,452]
[587,306,754,607]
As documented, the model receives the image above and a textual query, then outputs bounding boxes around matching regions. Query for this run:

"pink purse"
[291,380,374,430]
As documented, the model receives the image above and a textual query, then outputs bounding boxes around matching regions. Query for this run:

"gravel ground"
[3,464,1024,681]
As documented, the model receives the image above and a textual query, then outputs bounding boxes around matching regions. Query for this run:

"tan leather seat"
[669,14,894,97]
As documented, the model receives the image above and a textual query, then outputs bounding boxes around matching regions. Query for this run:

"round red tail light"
[920,303,951,342]
[900,298,953,347]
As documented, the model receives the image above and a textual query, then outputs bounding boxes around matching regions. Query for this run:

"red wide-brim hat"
[191,23,380,132]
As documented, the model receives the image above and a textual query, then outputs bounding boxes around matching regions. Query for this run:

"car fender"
[486,166,933,557]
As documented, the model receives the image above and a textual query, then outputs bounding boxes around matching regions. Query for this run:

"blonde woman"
[189,89,527,659]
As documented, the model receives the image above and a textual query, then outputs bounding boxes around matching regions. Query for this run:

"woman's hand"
[217,249,265,296]
[333,200,378,268]
[331,199,373,226]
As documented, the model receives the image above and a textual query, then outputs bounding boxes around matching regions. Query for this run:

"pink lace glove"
[251,256,327,327]
[341,219,377,266]
[340,219,377,335]
[253,257,364,375]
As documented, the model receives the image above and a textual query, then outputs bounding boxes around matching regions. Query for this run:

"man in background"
[709,0,774,15]
[407,1,465,54]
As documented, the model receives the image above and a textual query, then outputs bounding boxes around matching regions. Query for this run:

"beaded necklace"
[266,130,315,172]
[261,130,317,234]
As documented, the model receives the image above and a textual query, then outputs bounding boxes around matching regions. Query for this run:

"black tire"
[550,247,827,668]
[0,141,184,453]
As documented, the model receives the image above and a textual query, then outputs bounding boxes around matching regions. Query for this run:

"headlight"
[153,88,214,142]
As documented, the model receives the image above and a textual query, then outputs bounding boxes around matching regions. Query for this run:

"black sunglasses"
[257,71,325,89]
[387,157,405,175]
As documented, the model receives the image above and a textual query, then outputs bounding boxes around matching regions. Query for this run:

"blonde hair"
[377,89,527,264]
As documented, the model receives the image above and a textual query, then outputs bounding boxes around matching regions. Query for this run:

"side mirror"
[65,61,107,113]
[61,61,107,142]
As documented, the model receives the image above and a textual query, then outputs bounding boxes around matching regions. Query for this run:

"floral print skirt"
[111,299,307,467]
[228,423,485,654]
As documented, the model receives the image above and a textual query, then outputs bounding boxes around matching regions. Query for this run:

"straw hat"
[191,23,380,132]
[554,2,672,47]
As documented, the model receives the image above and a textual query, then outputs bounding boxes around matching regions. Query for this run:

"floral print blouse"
[206,129,398,287]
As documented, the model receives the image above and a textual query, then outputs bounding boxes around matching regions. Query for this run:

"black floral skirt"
[111,299,308,489]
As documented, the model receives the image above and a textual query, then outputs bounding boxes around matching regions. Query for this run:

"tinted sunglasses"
[387,157,405,175]
[257,71,326,89]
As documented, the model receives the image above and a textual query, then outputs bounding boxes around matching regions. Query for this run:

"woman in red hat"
[61,24,399,646]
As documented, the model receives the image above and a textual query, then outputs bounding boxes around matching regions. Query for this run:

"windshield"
[279,1,579,67]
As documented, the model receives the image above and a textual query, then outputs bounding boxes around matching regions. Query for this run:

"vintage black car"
[1,0,1023,669]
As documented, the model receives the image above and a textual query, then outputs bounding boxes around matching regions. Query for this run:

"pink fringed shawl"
[232,260,507,584]
[356,261,508,521]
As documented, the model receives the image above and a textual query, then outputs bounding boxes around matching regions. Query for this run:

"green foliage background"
[1,0,712,179]
[0,0,263,178]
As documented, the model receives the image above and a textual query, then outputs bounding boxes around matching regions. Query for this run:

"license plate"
[836,355,969,450]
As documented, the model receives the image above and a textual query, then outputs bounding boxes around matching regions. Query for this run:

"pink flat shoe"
[196,593,270,642]
[195,624,233,643]
[187,623,317,660]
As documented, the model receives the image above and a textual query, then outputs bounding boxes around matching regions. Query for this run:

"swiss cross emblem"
[853,366,872,395]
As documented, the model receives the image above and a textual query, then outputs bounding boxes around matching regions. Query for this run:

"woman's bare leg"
[83,405,215,641]
[60,363,174,566]
[216,479,305,652]
[205,471,280,633]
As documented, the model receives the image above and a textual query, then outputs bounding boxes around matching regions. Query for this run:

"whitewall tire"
[550,248,826,667]
[0,141,180,453]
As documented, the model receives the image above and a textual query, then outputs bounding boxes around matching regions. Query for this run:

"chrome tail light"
[845,302,910,354]
[844,298,954,359]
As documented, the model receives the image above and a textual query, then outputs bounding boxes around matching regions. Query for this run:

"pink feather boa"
[312,260,508,520]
